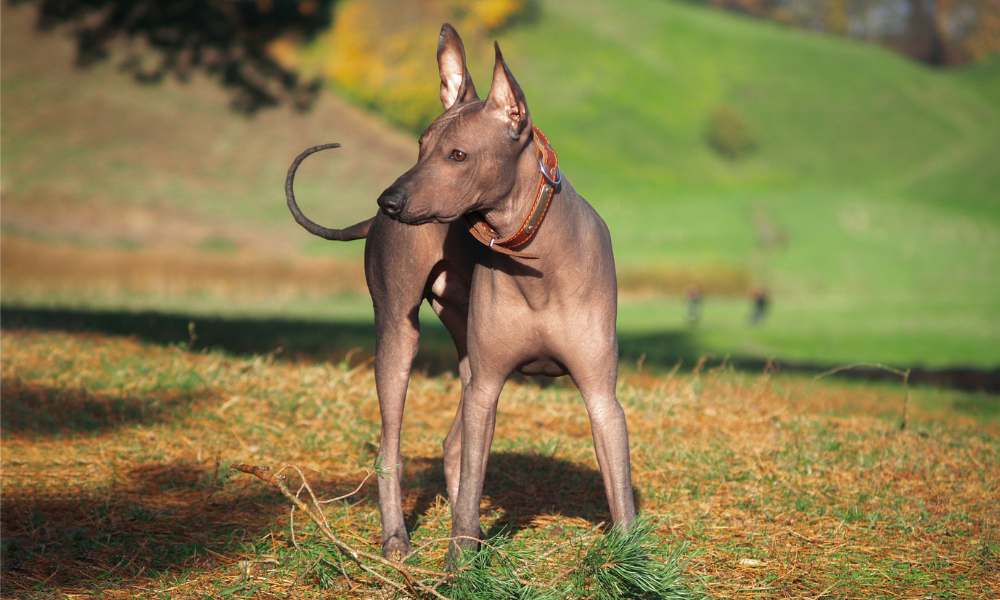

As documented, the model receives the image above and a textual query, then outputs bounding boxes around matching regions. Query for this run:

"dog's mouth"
[389,211,464,226]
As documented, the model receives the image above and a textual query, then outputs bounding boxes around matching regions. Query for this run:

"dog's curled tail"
[285,143,374,241]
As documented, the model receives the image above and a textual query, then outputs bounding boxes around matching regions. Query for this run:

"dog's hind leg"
[570,364,637,529]
[425,260,473,502]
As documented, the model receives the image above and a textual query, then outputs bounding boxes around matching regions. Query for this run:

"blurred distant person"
[684,284,701,326]
[750,286,769,325]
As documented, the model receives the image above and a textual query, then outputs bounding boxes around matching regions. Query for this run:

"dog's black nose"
[377,192,405,217]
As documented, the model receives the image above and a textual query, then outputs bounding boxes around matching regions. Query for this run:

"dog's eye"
[451,150,467,162]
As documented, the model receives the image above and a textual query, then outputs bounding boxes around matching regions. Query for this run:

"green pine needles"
[573,519,698,600]
[446,518,700,600]
[445,533,555,600]
[237,459,700,599]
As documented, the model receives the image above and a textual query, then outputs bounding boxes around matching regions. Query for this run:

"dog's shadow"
[404,451,640,539]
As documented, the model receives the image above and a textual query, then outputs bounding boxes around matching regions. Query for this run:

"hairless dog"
[286,24,636,562]
[375,25,637,561]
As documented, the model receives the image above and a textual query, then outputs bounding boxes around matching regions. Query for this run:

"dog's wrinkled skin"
[378,25,637,562]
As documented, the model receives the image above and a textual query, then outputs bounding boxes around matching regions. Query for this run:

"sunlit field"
[2,329,997,597]
[2,0,999,597]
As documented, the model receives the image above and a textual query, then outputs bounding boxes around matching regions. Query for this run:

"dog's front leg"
[448,373,505,565]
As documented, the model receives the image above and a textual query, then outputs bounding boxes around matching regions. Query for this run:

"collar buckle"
[538,153,561,186]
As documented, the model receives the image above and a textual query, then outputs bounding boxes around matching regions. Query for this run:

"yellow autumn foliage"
[472,0,529,30]
[279,0,531,131]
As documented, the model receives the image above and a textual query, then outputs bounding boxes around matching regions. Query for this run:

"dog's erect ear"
[485,42,530,140]
[438,23,478,110]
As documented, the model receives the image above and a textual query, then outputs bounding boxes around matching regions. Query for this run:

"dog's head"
[376,24,534,225]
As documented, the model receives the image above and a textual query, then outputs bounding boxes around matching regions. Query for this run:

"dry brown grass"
[619,368,1000,597]
[1,328,997,598]
[1,237,368,304]
[2,237,748,305]
[616,263,752,298]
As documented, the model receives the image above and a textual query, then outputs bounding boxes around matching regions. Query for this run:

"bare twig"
[406,534,508,560]
[233,464,450,584]
[292,555,323,587]
[321,466,382,504]
[287,465,332,532]
[334,549,354,592]
[813,363,911,430]
[289,504,301,551]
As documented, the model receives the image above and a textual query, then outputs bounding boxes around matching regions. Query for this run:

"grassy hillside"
[487,0,998,200]
[2,0,999,368]
[475,0,1000,367]
[0,4,411,260]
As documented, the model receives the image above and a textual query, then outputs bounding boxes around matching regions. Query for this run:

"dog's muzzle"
[377,192,406,217]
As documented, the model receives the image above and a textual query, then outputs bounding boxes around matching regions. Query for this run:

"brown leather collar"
[466,125,560,259]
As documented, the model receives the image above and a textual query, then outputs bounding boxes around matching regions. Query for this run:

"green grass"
[2,328,997,598]
[489,0,999,203]
[3,0,999,369]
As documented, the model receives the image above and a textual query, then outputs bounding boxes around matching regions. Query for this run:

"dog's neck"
[475,128,560,250]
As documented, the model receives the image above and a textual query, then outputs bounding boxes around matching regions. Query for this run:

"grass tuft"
[446,533,558,600]
[575,518,698,600]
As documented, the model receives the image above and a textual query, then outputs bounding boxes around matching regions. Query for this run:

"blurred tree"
[15,0,337,112]
[15,0,535,118]
[292,0,536,132]
[705,104,757,159]
[690,0,1000,64]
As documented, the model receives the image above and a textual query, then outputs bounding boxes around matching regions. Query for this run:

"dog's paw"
[382,534,412,561]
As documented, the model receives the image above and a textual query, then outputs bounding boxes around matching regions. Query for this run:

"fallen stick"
[233,463,452,599]
[814,363,911,430]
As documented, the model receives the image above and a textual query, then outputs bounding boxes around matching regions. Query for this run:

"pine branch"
[233,463,451,598]
[235,464,700,599]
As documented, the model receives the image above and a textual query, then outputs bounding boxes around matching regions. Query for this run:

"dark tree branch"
[18,0,335,113]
